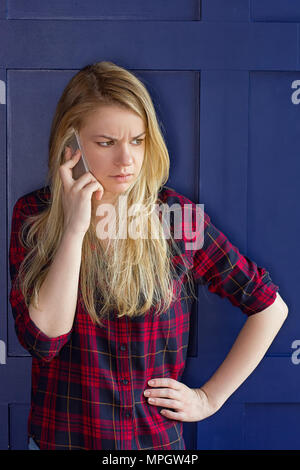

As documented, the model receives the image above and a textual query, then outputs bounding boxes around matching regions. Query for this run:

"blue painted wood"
[187,355,299,403]
[202,0,250,22]
[244,403,300,449]
[0,2,5,19]
[247,71,296,351]
[197,403,245,450]
[1,0,298,451]
[7,0,200,21]
[0,68,6,367]
[251,0,300,22]
[0,20,298,70]
[0,358,31,402]
[0,404,9,450]
[9,403,30,450]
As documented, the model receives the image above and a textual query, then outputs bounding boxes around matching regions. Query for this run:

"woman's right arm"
[29,145,104,338]
[28,229,84,338]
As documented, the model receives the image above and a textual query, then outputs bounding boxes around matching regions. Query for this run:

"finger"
[148,378,182,390]
[160,409,184,420]
[144,388,178,399]
[59,148,82,189]
[75,173,103,192]
[147,397,181,409]
[64,146,81,165]
[81,180,104,196]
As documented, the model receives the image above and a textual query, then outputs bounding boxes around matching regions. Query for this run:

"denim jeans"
[28,436,40,450]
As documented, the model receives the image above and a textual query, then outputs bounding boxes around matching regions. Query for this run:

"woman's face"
[78,104,146,205]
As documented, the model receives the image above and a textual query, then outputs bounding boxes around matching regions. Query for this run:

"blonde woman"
[9,61,288,451]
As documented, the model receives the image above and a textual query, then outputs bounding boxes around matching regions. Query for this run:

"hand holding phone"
[59,131,104,236]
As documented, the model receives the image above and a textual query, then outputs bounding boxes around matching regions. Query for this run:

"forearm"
[196,293,289,409]
[29,229,84,338]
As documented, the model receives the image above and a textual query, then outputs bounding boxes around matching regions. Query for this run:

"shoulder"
[158,185,211,227]
[12,185,51,217]
[158,185,194,206]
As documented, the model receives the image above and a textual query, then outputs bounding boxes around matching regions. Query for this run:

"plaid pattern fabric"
[8,185,279,450]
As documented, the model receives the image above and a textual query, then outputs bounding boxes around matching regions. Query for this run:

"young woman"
[9,61,288,451]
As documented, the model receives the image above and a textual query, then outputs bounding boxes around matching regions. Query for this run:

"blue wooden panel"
[187,355,300,404]
[7,70,75,355]
[244,403,300,449]
[0,20,298,70]
[9,403,30,450]
[0,404,8,450]
[0,69,6,360]
[199,71,249,252]
[233,357,300,403]
[140,71,200,201]
[202,0,250,22]
[248,71,297,351]
[194,357,300,449]
[251,0,300,22]
[197,70,249,354]
[7,0,200,21]
[0,358,31,402]
[196,403,245,450]
[195,401,300,450]
[0,1,5,18]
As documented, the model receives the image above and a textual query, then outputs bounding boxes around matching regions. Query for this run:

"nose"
[114,146,134,167]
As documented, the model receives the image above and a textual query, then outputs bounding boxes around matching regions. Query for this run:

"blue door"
[1,1,297,449]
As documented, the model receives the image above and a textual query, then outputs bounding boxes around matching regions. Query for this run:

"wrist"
[195,385,226,412]
[62,227,85,244]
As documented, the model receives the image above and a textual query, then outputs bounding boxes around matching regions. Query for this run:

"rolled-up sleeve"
[8,197,72,362]
[190,208,279,316]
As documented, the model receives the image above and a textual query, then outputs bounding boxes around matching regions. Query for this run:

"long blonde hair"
[16,61,197,327]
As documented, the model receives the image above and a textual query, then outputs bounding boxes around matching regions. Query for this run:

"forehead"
[80,106,146,140]
[83,104,143,127]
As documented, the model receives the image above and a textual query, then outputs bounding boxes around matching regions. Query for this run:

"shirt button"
[120,344,127,351]
[125,411,131,418]
[122,379,129,385]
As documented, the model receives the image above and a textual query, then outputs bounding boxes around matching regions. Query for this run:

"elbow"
[278,294,289,319]
[275,292,289,320]
[278,303,289,329]
[282,305,289,320]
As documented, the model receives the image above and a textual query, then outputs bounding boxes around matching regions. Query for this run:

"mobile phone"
[68,128,90,180]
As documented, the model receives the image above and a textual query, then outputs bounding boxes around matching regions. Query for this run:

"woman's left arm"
[145,203,289,421]
[196,292,289,411]
[144,292,288,422]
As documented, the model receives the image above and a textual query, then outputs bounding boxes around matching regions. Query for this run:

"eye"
[96,138,145,147]
[97,141,113,147]
[132,138,144,145]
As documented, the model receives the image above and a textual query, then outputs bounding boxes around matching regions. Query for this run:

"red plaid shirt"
[8,185,279,450]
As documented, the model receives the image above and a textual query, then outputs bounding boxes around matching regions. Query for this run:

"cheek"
[88,154,108,174]
[139,156,145,172]
[137,150,145,167]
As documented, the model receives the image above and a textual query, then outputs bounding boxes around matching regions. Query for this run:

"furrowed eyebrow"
[92,131,146,140]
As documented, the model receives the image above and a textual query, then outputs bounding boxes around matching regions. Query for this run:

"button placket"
[117,316,133,448]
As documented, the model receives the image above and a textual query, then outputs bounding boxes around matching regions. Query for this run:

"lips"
[113,174,132,177]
